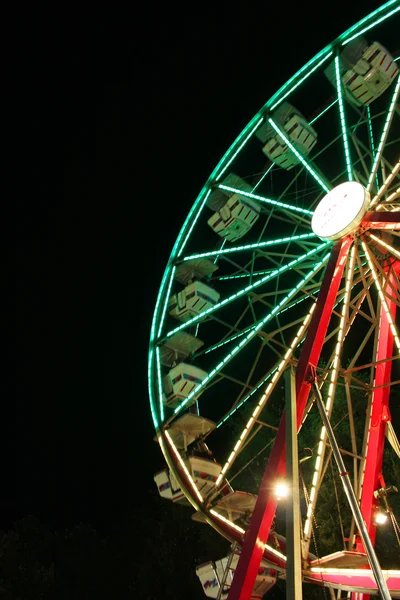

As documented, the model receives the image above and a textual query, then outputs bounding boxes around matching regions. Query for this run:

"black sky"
[15,1,390,536]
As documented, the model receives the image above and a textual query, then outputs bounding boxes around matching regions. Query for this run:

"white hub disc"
[311,181,370,241]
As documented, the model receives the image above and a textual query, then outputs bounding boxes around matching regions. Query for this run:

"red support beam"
[352,262,398,600]
[227,237,353,600]
[362,211,400,230]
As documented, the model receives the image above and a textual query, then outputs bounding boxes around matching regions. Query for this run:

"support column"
[285,366,303,599]
[352,263,398,600]
[312,381,391,600]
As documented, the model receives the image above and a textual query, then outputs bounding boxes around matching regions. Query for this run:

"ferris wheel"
[149,3,400,599]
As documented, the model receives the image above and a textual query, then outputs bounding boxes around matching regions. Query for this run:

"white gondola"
[154,467,189,504]
[169,281,220,322]
[154,455,222,503]
[175,258,218,286]
[163,362,208,409]
[159,331,204,368]
[207,173,252,212]
[255,102,317,170]
[167,413,216,450]
[212,490,257,521]
[342,42,398,106]
[196,553,276,599]
[207,173,260,242]
[208,194,260,242]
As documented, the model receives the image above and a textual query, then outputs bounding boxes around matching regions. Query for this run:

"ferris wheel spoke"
[366,232,400,260]
[334,55,354,182]
[349,132,373,184]
[215,118,265,182]
[361,238,400,352]
[366,106,380,193]
[230,339,266,409]
[267,118,331,194]
[363,210,400,230]
[162,242,330,341]
[214,302,318,486]
[303,244,357,546]
[339,133,399,199]
[363,243,400,305]
[217,184,314,217]
[172,256,329,418]
[370,160,400,208]
[367,75,400,193]
[220,264,364,481]
[309,99,338,126]
[180,232,318,262]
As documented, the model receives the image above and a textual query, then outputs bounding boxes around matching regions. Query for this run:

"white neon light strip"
[367,233,400,260]
[156,347,164,422]
[335,55,353,182]
[164,430,204,503]
[268,118,330,194]
[210,509,245,534]
[376,188,400,210]
[367,77,400,193]
[209,509,287,561]
[370,161,400,208]
[361,241,400,352]
[310,567,400,575]
[303,244,356,539]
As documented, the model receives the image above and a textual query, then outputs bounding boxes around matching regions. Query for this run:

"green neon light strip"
[173,254,329,416]
[252,164,274,192]
[334,55,353,182]
[269,52,333,111]
[309,100,338,125]
[341,4,400,46]
[394,57,400,62]
[366,106,379,192]
[218,184,315,216]
[216,265,370,429]
[148,186,211,428]
[213,239,226,265]
[268,119,331,193]
[157,266,176,338]
[183,232,317,261]
[150,187,211,343]
[339,1,398,40]
[156,347,164,423]
[203,294,311,356]
[216,367,278,428]
[147,348,159,428]
[215,118,264,181]
[165,241,330,339]
[218,270,275,281]
[203,325,256,355]
[367,75,400,192]
[177,189,211,258]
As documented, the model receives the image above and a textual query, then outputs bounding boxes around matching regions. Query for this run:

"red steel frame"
[352,261,399,600]
[227,237,353,599]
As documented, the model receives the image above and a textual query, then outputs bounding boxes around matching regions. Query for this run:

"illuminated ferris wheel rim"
[148,3,400,598]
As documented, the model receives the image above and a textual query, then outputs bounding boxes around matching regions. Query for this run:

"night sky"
[15,0,393,582]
